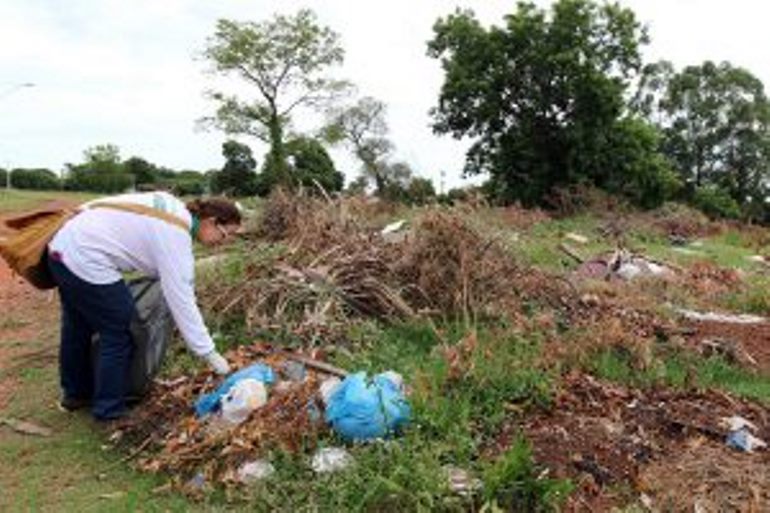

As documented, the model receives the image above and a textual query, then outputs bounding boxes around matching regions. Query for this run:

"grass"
[0,362,200,513]
[0,189,100,213]
[588,346,770,404]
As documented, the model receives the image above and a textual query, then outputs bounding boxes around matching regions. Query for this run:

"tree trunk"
[268,113,289,187]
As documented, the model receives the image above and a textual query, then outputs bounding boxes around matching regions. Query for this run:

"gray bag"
[93,276,173,398]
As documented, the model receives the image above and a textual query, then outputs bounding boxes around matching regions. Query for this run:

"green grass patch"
[0,189,99,213]
[588,346,770,404]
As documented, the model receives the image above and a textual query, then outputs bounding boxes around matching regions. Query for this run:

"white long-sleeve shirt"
[49,191,215,356]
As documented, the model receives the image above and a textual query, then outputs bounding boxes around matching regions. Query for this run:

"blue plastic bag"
[325,372,411,441]
[195,363,275,417]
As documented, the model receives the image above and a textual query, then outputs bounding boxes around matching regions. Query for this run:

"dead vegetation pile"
[114,342,328,486]
[203,191,577,337]
[646,202,723,240]
[492,372,770,512]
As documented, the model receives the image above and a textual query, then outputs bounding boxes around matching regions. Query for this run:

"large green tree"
[202,9,348,187]
[634,60,770,204]
[427,0,669,206]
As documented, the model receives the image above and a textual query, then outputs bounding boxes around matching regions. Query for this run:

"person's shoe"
[58,397,91,412]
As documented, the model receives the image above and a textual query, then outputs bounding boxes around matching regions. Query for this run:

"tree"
[405,177,437,205]
[202,9,349,187]
[124,157,158,186]
[8,168,60,190]
[262,136,343,194]
[211,140,259,196]
[322,96,393,195]
[427,0,657,206]
[634,60,770,205]
[64,144,133,193]
[82,144,123,174]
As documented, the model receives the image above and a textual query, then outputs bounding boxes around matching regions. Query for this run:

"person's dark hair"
[186,198,241,225]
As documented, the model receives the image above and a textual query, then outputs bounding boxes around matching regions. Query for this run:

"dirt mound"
[492,373,770,511]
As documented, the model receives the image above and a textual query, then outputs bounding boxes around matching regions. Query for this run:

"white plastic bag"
[221,378,268,424]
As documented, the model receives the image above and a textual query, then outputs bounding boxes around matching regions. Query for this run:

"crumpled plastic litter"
[324,371,411,441]
[726,428,767,453]
[195,363,275,417]
[311,447,353,473]
[221,379,268,424]
[721,415,767,453]
[237,459,275,483]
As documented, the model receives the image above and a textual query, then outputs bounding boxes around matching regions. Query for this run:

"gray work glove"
[203,350,231,375]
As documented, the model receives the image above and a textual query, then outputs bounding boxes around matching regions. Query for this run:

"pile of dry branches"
[203,191,576,336]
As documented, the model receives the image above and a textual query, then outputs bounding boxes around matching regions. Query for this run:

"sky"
[1,0,769,191]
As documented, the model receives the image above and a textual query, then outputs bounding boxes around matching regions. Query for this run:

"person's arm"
[150,224,230,374]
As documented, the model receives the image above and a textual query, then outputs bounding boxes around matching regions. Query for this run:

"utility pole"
[2,82,35,190]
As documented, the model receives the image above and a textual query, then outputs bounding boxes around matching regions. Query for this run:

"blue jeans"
[48,254,134,420]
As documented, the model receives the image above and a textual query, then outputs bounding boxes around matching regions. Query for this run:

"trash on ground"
[237,459,275,483]
[311,447,353,473]
[319,377,342,405]
[726,428,767,452]
[325,371,411,441]
[381,220,407,235]
[0,417,53,437]
[98,491,127,500]
[186,472,206,491]
[444,465,482,496]
[574,249,674,281]
[721,415,767,453]
[564,232,588,244]
[280,360,307,382]
[675,308,766,325]
[195,363,275,417]
[221,379,268,425]
[381,219,409,243]
[672,247,705,256]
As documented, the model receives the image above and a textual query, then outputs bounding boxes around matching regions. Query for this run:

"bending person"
[47,191,240,420]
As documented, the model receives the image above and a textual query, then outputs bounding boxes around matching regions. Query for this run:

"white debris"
[616,263,643,281]
[319,377,342,406]
[221,379,268,425]
[565,232,588,244]
[720,415,758,432]
[672,247,705,256]
[379,370,405,391]
[237,459,275,483]
[444,465,482,496]
[381,220,407,235]
[311,447,353,473]
[675,308,766,325]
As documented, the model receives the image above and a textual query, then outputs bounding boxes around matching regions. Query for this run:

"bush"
[692,185,741,219]
[8,168,61,190]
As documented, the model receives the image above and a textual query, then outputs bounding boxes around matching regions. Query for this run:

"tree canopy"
[203,9,349,188]
[427,0,675,207]
[211,140,259,196]
[634,60,770,207]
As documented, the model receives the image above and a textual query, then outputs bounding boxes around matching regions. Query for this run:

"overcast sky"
[1,0,768,191]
